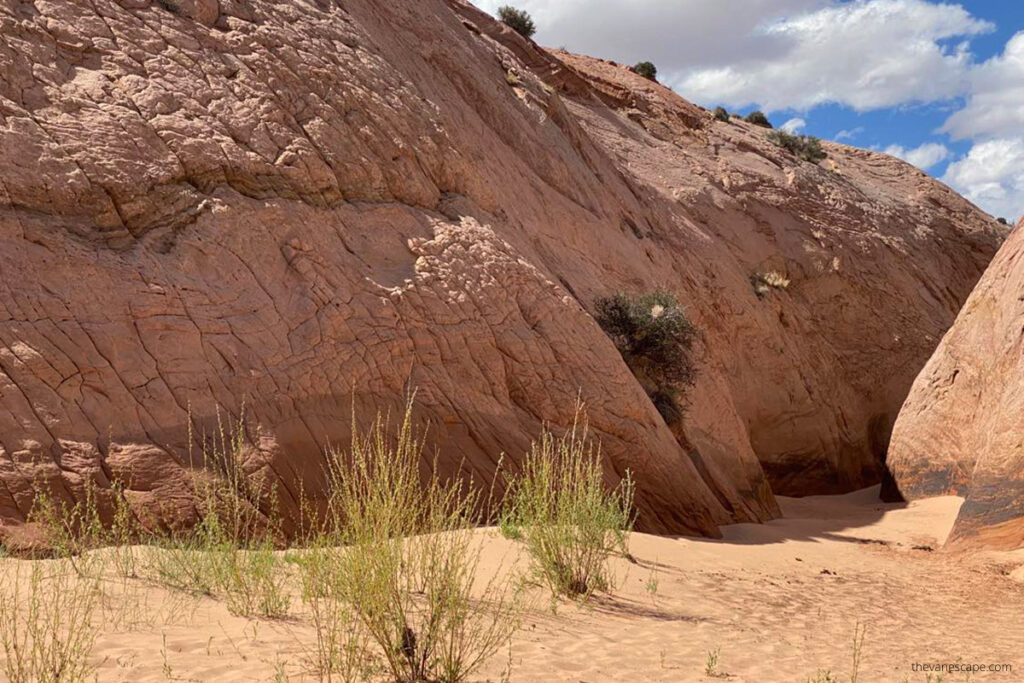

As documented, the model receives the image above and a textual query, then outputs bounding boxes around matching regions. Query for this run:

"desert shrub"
[997,216,1009,225]
[767,130,827,163]
[216,542,291,619]
[296,539,373,681]
[595,291,698,422]
[632,61,657,81]
[146,518,291,618]
[497,6,535,39]
[320,401,523,683]
[744,110,772,128]
[28,472,144,581]
[0,563,100,683]
[500,412,634,599]
[107,480,140,578]
[144,412,291,619]
[713,106,730,122]
[28,484,104,578]
[750,271,791,298]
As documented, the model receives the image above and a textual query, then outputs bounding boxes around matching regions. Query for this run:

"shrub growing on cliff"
[499,412,634,599]
[744,110,772,128]
[713,106,731,123]
[497,6,536,39]
[632,61,658,81]
[767,130,826,163]
[595,292,698,423]
[750,271,791,298]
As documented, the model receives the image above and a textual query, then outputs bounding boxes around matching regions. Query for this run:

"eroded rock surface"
[889,218,1024,549]
[0,0,1003,536]
[552,51,1004,497]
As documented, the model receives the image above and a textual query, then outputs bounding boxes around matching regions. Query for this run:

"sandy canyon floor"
[2,487,1022,682]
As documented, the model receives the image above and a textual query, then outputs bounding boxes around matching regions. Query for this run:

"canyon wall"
[889,218,1024,550]
[0,0,1003,535]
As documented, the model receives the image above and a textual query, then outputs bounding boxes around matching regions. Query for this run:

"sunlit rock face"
[889,217,1024,550]
[0,0,1002,536]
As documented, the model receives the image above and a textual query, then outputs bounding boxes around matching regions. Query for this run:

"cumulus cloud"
[835,127,865,141]
[475,0,992,113]
[678,0,992,111]
[884,142,951,169]
[939,32,1024,220]
[943,139,1024,221]
[473,0,826,74]
[944,31,1024,140]
[781,118,807,133]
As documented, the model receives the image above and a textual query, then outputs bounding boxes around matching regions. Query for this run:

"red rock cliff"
[0,0,1003,535]
[889,217,1023,549]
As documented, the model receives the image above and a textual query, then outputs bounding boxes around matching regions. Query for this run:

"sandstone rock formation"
[888,217,1024,549]
[0,0,1003,537]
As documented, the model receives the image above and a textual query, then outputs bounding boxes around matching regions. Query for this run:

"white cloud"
[944,31,1024,140]
[942,139,1024,222]
[474,1,993,113]
[781,118,807,133]
[835,127,865,141]
[884,142,951,169]
[938,32,1024,221]
[678,0,992,111]
[473,0,827,72]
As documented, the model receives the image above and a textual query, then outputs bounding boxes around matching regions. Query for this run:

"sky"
[473,0,1024,222]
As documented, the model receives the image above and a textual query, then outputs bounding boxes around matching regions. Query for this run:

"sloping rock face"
[549,52,1003,496]
[888,218,1024,550]
[0,0,1002,535]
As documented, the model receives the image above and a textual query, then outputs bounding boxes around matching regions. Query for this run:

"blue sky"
[474,0,1024,221]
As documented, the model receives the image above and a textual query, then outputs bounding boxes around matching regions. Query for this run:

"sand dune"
[3,486,1022,682]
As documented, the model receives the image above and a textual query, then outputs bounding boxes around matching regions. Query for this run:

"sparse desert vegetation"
[497,6,536,39]
[744,110,773,128]
[632,61,658,81]
[0,400,637,681]
[768,130,828,163]
[312,405,525,683]
[499,411,634,599]
[0,563,100,682]
[595,291,699,424]
[712,106,731,122]
[751,270,792,297]
[1,411,1023,681]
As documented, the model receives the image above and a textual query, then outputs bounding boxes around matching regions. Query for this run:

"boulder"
[888,218,1023,549]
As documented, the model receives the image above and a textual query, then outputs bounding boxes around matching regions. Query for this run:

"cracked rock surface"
[0,0,1004,535]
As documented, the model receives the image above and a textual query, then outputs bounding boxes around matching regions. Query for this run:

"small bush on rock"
[595,292,698,423]
[750,271,791,298]
[497,6,536,39]
[632,61,658,81]
[767,130,827,163]
[744,110,772,128]
[713,106,731,123]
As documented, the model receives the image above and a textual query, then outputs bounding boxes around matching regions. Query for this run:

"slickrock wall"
[889,218,1024,550]
[0,0,1003,536]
